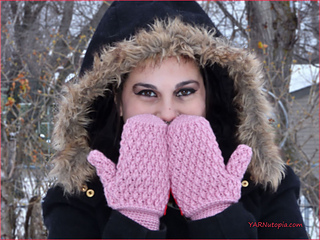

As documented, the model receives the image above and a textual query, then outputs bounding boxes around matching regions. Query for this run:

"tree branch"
[215,1,248,39]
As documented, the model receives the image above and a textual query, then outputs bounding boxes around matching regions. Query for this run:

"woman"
[42,1,308,239]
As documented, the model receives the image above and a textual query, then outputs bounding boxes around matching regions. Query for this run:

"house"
[289,64,319,178]
[289,64,319,239]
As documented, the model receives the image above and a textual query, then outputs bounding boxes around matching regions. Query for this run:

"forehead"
[138,56,198,70]
[126,57,201,83]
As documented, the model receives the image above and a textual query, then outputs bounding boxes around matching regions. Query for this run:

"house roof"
[289,64,319,93]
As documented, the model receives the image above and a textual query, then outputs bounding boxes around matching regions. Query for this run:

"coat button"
[241,180,249,187]
[86,189,95,197]
[81,184,88,192]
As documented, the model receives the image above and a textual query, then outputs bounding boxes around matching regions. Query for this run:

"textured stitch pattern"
[87,114,170,230]
[167,115,252,220]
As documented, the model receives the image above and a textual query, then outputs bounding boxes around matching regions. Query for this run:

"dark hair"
[202,64,239,163]
[86,89,122,163]
[86,63,239,164]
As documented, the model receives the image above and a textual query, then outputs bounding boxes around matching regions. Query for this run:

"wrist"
[120,209,160,231]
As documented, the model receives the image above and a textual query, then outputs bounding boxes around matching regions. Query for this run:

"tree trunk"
[246,1,297,98]
[1,137,18,239]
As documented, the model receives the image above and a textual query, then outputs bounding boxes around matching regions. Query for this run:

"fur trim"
[50,18,285,194]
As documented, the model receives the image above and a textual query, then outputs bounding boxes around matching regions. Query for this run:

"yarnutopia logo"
[248,222,304,229]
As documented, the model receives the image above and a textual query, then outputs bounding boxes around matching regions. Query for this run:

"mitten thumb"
[87,150,116,184]
[226,145,252,178]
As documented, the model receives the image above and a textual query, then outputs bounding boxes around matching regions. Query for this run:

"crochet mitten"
[87,114,170,230]
[167,115,252,220]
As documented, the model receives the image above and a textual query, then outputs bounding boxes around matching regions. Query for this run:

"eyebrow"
[133,83,157,90]
[132,80,199,90]
[175,80,200,89]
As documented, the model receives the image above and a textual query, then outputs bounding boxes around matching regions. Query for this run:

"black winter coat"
[42,166,308,239]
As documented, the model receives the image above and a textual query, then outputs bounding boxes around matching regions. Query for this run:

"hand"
[167,115,252,220]
[87,114,170,230]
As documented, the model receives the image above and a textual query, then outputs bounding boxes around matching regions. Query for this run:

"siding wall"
[289,85,319,178]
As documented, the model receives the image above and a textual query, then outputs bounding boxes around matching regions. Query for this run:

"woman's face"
[120,57,206,123]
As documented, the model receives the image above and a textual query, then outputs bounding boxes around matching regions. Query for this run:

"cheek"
[192,91,206,117]
[199,88,207,117]
[201,94,207,117]
[121,98,154,122]
[181,97,206,117]
[195,99,206,117]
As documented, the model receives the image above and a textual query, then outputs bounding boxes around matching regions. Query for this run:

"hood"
[50,2,285,194]
[79,1,221,76]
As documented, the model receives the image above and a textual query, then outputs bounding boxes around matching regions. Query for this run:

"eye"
[136,90,157,97]
[176,88,196,97]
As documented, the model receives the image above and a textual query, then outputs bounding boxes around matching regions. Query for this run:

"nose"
[156,102,179,124]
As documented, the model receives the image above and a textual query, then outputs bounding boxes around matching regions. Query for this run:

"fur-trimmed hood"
[50,2,285,194]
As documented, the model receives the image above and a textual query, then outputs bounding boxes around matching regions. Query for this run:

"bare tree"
[294,1,319,65]
[1,1,111,238]
[246,1,298,98]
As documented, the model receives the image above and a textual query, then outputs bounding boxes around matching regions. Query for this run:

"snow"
[65,73,75,83]
[289,64,319,93]
[300,195,319,239]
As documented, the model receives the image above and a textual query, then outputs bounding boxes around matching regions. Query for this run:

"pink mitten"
[167,115,252,220]
[87,114,170,230]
